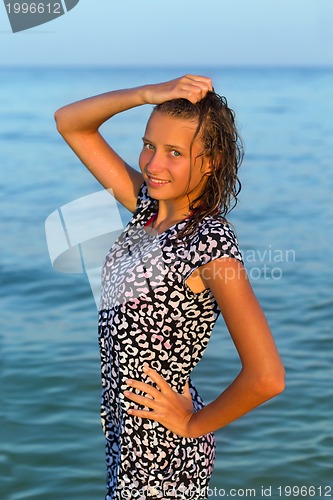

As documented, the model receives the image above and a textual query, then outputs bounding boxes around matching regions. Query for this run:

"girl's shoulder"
[187,213,243,265]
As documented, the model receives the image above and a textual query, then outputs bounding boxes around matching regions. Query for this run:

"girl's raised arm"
[54,75,212,212]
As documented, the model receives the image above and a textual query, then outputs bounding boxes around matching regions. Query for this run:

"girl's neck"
[150,199,192,234]
[157,199,190,220]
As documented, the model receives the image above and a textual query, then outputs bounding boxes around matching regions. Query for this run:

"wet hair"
[153,91,244,240]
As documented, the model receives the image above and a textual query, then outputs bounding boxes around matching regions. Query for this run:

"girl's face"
[139,111,210,207]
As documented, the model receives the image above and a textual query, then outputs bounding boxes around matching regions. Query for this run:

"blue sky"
[0,0,333,66]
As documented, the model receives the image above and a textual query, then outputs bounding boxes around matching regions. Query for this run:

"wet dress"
[98,183,243,499]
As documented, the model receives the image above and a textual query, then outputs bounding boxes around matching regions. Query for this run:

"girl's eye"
[144,143,155,150]
[170,150,181,157]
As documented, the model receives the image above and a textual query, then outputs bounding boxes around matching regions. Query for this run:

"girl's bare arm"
[54,75,212,212]
[54,88,146,212]
[124,257,285,438]
[185,257,286,437]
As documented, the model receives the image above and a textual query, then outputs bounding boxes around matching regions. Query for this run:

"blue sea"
[1,67,332,499]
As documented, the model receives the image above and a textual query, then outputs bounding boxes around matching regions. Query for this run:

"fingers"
[124,368,161,415]
[127,408,158,419]
[124,366,175,414]
[184,74,213,91]
[124,369,195,436]
[125,375,161,399]
[175,74,213,104]
[142,365,171,390]
[142,74,213,105]
[124,367,163,410]
[124,389,156,409]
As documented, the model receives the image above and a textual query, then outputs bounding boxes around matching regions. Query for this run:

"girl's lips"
[146,175,171,187]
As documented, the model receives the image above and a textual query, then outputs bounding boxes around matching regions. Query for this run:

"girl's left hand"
[124,365,194,438]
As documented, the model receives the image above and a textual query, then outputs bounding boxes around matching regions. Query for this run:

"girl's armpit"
[185,268,206,293]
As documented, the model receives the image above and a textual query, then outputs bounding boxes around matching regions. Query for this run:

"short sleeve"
[182,218,243,279]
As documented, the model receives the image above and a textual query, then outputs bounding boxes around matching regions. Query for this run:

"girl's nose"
[146,151,164,173]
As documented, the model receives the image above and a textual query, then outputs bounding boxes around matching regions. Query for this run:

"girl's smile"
[146,175,170,187]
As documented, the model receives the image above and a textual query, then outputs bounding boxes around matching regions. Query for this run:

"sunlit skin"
[139,111,211,233]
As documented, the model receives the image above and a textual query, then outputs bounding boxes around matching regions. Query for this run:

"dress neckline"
[144,211,193,236]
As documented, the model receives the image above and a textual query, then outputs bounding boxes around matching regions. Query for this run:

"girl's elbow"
[54,108,67,133]
[268,371,286,397]
[54,107,73,135]
[255,366,286,399]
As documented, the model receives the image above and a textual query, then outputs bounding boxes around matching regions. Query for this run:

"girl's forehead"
[145,111,199,139]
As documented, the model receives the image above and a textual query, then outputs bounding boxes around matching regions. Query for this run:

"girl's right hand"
[141,74,213,105]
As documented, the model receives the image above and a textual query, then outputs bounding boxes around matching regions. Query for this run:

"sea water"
[1,66,332,499]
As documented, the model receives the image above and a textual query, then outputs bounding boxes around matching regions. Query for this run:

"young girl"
[55,75,285,500]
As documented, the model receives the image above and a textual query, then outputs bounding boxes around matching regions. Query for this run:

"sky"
[0,0,333,67]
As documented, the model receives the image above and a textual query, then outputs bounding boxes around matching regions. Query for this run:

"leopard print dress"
[98,183,243,499]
